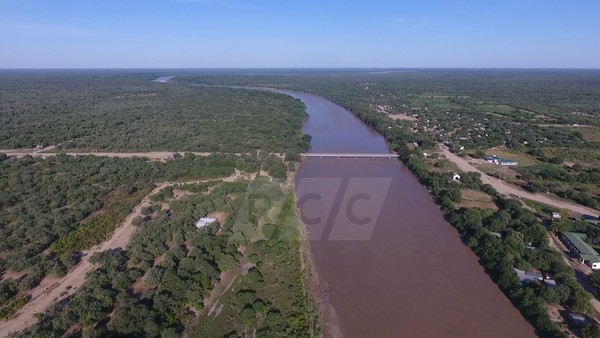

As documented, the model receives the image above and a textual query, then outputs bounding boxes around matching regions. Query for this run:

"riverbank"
[294,174,343,338]
[326,95,598,336]
[287,90,537,336]
[157,77,541,336]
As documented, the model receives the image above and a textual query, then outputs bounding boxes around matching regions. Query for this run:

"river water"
[289,90,537,338]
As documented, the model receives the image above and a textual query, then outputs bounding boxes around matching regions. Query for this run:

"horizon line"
[1,67,600,71]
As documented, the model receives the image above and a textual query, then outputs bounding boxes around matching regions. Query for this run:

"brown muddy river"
[286,90,538,338]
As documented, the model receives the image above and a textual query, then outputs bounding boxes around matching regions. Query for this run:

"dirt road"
[0,172,248,337]
[439,144,600,217]
[1,150,216,161]
[0,150,286,162]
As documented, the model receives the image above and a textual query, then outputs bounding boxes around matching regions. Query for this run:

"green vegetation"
[19,177,318,337]
[1,71,317,337]
[176,69,600,337]
[0,153,251,282]
[0,295,30,320]
[0,71,310,154]
[51,186,152,254]
[178,69,600,207]
[4,69,600,337]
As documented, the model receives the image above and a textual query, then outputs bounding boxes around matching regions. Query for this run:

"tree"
[474,149,487,159]
[240,306,256,326]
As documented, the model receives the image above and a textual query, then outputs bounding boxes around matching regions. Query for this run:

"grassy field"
[475,148,540,166]
[456,189,498,210]
[545,147,600,167]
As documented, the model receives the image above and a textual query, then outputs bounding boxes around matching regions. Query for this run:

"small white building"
[551,212,561,221]
[195,217,218,228]
[452,173,461,181]
[486,155,518,166]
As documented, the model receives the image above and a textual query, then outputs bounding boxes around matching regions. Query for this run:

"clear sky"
[0,0,598,68]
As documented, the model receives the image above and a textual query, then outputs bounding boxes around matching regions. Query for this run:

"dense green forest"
[0,71,310,154]
[17,177,317,337]
[0,70,320,337]
[0,153,292,304]
[178,69,600,121]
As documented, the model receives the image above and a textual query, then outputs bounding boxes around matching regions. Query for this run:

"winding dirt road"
[439,144,600,217]
[0,171,248,337]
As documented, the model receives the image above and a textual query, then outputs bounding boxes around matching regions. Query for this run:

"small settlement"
[558,232,600,269]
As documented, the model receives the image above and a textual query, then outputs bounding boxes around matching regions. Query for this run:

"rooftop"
[582,215,600,225]
[580,254,600,264]
[485,155,518,164]
[195,217,218,228]
[514,268,543,283]
[562,232,599,256]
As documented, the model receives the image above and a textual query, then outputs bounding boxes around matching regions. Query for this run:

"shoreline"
[293,166,341,338]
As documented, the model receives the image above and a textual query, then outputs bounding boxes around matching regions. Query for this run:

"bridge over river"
[300,153,399,159]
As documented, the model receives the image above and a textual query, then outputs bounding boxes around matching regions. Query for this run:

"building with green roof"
[559,232,600,269]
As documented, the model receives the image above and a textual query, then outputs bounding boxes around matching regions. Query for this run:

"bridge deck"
[300,153,398,159]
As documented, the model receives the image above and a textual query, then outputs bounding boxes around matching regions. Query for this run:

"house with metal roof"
[582,215,600,226]
[559,232,600,269]
[514,268,543,284]
[194,217,218,228]
[485,155,518,166]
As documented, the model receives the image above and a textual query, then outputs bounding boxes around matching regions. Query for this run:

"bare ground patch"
[545,304,577,337]
[1,270,27,281]
[131,274,154,295]
[172,189,193,200]
[203,269,241,317]
[456,189,498,210]
[372,104,418,121]
[165,240,176,249]
[153,254,166,266]
[208,211,228,227]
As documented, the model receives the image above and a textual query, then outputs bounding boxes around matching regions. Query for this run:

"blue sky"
[0,0,598,68]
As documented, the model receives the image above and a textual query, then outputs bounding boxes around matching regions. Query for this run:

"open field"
[456,189,498,210]
[440,144,600,216]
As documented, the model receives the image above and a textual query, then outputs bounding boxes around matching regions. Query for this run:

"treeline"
[178,69,600,122]
[0,72,310,155]
[519,163,600,209]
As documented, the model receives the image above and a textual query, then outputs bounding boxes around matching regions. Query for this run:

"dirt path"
[0,172,249,337]
[0,149,286,161]
[439,144,600,217]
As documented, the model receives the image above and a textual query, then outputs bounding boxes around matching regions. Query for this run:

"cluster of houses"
[513,265,591,329]
[485,155,518,166]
